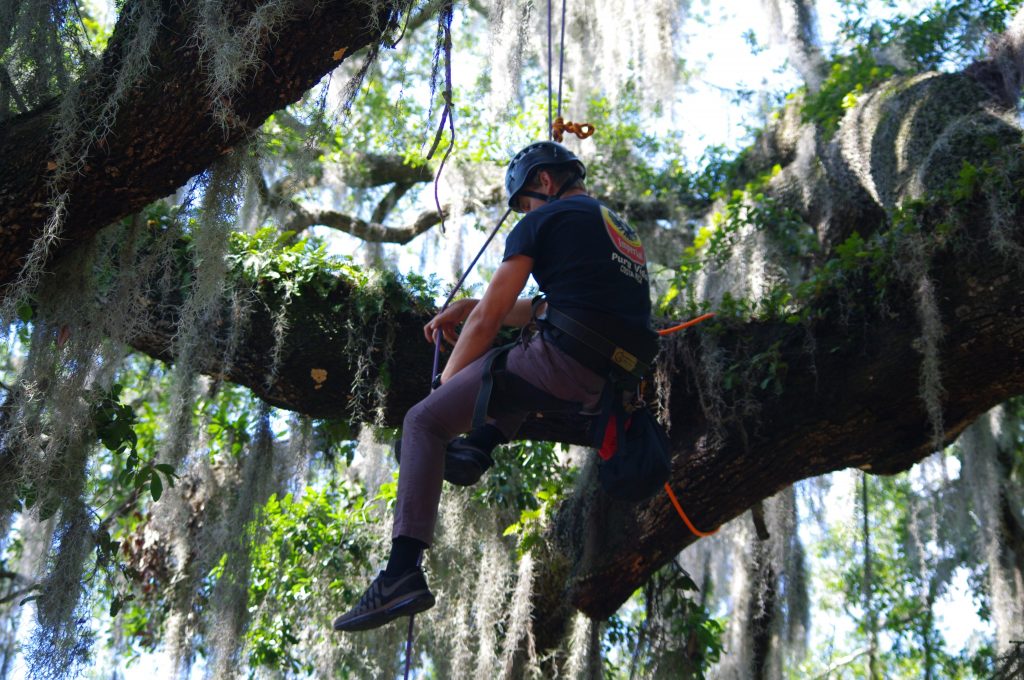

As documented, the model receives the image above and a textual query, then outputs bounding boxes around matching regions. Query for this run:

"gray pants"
[393,335,606,545]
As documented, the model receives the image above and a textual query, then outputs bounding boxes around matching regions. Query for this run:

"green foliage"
[663,164,817,317]
[837,0,1024,71]
[604,564,724,679]
[583,83,693,205]
[800,47,896,137]
[495,441,577,554]
[91,384,177,503]
[227,226,438,312]
[245,486,379,673]
[805,470,990,678]
[228,227,364,302]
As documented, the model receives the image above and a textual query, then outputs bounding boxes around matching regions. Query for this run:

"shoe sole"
[445,463,485,486]
[333,591,436,632]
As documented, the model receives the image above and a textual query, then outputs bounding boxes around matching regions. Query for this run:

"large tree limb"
[0,0,402,289]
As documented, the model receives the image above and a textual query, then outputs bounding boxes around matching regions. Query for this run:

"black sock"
[384,536,428,577]
[464,423,507,454]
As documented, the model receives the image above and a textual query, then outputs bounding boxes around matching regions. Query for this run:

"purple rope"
[547,0,553,139]
[404,613,416,679]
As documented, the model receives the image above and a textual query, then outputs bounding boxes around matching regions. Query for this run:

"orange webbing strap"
[664,482,718,537]
[552,116,595,142]
[657,312,716,336]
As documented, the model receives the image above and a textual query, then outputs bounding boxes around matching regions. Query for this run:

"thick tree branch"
[0,0,402,290]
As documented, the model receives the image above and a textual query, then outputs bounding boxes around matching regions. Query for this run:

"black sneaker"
[393,438,494,487]
[332,567,435,632]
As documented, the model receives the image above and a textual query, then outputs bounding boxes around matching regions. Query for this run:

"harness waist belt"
[539,306,652,381]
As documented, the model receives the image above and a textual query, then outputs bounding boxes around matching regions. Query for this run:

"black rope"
[546,0,569,137]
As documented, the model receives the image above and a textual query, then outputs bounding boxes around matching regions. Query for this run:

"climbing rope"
[547,0,595,142]
[664,482,718,537]
[552,117,595,142]
[656,312,716,336]
[656,312,718,537]
[430,208,515,384]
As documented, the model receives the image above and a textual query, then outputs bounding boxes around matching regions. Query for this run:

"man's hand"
[423,298,478,347]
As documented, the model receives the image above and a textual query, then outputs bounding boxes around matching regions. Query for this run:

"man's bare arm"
[438,255,533,383]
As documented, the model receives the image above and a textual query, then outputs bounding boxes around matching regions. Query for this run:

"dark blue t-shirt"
[502,195,651,330]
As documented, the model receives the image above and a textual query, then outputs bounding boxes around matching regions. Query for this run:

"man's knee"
[403,400,432,433]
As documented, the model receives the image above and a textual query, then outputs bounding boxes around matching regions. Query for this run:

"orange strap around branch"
[657,312,716,336]
[551,116,595,143]
[664,482,718,537]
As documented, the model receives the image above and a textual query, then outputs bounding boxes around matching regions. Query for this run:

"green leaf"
[150,472,163,501]
[15,301,33,322]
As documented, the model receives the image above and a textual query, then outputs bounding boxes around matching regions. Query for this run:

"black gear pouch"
[591,388,671,502]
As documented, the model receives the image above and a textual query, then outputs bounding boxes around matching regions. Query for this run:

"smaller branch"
[0,67,28,115]
[371,181,415,224]
[270,174,322,200]
[287,206,447,244]
[0,583,40,606]
[812,647,871,679]
[346,153,433,188]
[98,487,142,530]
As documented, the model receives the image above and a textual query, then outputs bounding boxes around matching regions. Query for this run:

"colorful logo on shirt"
[601,206,645,265]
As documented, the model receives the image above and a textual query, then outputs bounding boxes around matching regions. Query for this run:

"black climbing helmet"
[505,141,586,212]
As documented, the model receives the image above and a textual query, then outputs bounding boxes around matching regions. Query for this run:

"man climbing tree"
[332,141,658,631]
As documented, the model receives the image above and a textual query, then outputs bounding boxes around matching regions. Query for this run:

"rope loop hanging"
[546,0,597,142]
[552,116,595,142]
